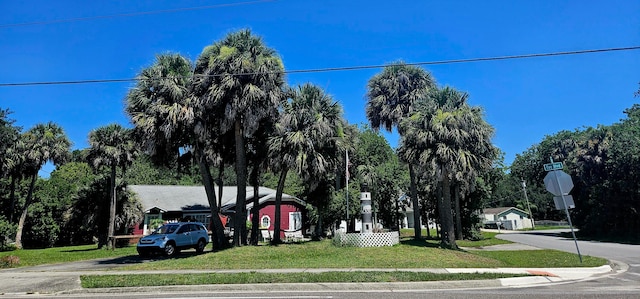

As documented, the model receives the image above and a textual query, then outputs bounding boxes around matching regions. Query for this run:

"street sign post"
[543,158,582,263]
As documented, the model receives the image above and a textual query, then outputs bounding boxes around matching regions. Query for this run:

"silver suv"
[137,222,209,257]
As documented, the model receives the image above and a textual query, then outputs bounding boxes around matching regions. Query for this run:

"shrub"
[0,255,20,268]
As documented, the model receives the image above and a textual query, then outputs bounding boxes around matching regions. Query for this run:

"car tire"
[196,239,206,253]
[164,242,177,257]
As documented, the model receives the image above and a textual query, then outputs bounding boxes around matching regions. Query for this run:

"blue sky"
[1,1,639,176]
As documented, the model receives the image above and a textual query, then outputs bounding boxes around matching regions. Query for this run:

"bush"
[0,255,20,268]
[0,216,16,251]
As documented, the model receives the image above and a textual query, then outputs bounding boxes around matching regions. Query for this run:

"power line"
[0,0,275,28]
[1,46,638,87]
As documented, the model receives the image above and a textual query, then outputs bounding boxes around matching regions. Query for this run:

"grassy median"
[81,271,529,288]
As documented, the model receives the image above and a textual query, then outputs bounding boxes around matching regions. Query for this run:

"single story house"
[128,185,307,238]
[482,207,533,230]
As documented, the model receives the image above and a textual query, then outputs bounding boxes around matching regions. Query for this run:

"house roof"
[483,207,530,218]
[128,185,305,214]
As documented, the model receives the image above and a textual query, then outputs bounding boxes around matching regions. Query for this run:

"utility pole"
[345,150,349,232]
[521,179,535,230]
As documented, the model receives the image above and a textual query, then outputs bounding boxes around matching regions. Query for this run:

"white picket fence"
[332,231,399,247]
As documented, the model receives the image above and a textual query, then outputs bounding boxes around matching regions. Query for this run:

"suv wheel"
[164,242,177,257]
[196,239,206,253]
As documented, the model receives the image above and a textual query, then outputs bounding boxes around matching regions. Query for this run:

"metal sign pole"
[550,158,582,263]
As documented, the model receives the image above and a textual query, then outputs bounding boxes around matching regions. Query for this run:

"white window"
[261,215,271,229]
[289,212,302,231]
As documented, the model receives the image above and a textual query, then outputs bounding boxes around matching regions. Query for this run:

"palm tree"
[88,124,138,249]
[365,62,435,238]
[268,83,345,243]
[125,53,230,250]
[401,87,496,248]
[15,122,71,249]
[192,29,286,246]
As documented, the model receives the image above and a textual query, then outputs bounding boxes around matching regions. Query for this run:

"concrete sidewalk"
[0,263,618,296]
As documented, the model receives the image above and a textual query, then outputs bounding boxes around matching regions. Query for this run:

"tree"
[0,109,19,179]
[125,53,229,250]
[88,124,138,249]
[0,109,22,223]
[193,29,286,246]
[353,126,407,230]
[365,62,435,239]
[15,122,71,249]
[401,87,496,248]
[268,83,345,243]
[45,161,95,246]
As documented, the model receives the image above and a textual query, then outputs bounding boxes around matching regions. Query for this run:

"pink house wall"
[251,203,303,239]
[134,203,306,239]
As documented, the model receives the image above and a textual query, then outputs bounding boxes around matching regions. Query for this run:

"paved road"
[496,229,639,265]
[496,229,640,296]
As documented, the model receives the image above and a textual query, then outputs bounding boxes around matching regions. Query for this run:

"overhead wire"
[1,46,638,87]
[0,0,276,28]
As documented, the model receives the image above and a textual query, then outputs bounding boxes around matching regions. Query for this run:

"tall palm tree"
[365,62,435,238]
[402,87,496,248]
[193,29,286,246]
[88,124,138,249]
[125,53,229,250]
[15,122,71,249]
[268,83,345,243]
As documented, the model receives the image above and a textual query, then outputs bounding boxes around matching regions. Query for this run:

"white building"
[482,207,533,230]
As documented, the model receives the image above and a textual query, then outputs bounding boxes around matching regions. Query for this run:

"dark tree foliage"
[509,103,640,241]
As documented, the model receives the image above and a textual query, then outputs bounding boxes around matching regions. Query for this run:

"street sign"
[544,162,564,171]
[544,170,574,196]
[553,195,575,210]
[541,158,582,263]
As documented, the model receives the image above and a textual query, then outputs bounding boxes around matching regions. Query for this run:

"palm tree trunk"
[454,186,463,240]
[440,169,457,249]
[195,146,227,250]
[314,212,324,240]
[250,166,260,245]
[217,162,224,209]
[15,172,37,249]
[435,181,442,239]
[408,163,421,239]
[272,168,288,244]
[422,203,431,238]
[107,164,117,250]
[395,192,401,231]
[9,174,17,222]
[233,119,248,246]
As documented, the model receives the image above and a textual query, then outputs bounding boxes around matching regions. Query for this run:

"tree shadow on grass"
[61,248,101,253]
[400,238,441,248]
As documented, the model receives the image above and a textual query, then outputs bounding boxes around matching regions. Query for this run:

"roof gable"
[483,207,530,218]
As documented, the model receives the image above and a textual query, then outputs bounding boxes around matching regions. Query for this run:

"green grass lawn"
[0,244,137,267]
[456,232,513,247]
[3,236,607,288]
[81,271,529,288]
[1,234,605,271]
